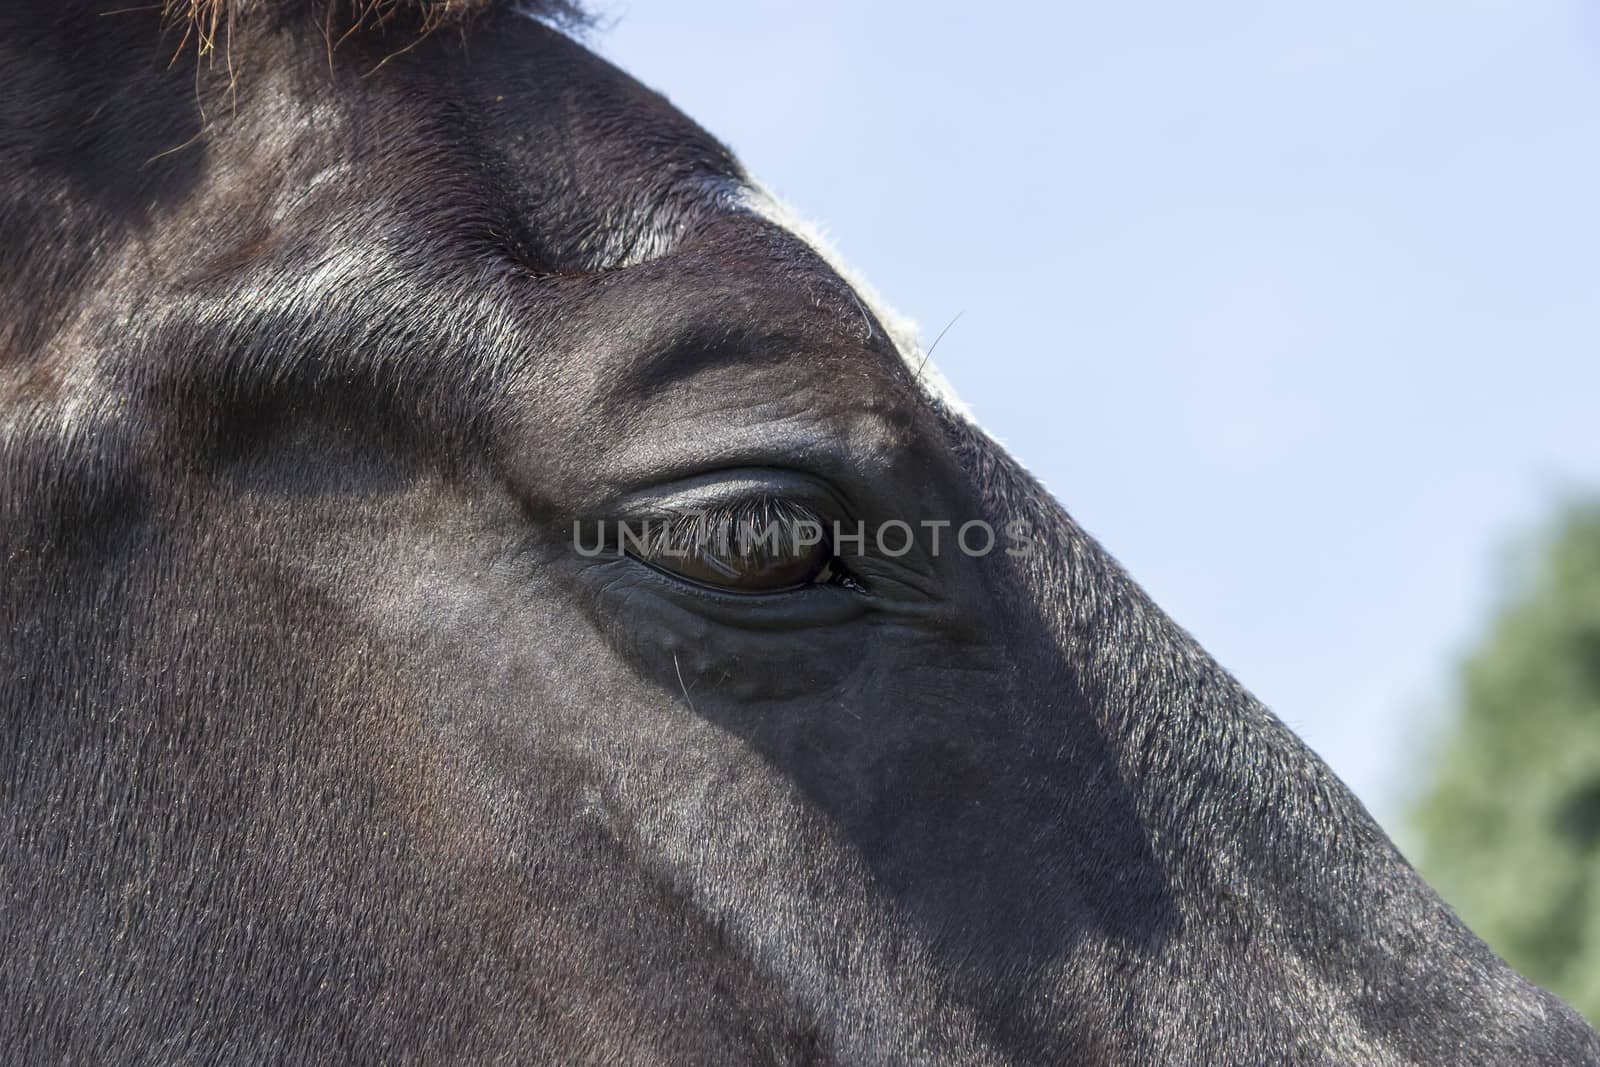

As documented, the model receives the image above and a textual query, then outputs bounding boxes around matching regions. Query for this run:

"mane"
[162,0,589,57]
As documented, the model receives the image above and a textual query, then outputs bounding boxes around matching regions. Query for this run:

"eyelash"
[633,496,827,559]
[615,493,867,596]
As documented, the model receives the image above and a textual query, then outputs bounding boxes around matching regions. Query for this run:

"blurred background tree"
[1412,501,1600,1022]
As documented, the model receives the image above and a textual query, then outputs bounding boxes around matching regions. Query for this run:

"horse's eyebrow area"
[578,220,888,401]
[608,288,895,414]
[619,322,802,398]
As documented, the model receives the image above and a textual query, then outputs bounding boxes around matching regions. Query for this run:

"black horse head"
[2,3,1594,1063]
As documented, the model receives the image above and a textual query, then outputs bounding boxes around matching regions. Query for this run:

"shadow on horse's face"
[2,4,1596,1064]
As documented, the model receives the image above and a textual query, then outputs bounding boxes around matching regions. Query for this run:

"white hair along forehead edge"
[737,182,977,426]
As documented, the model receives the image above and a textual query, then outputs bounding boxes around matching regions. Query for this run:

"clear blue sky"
[590,1,1600,829]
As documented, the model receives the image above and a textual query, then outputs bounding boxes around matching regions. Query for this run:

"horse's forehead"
[86,5,977,457]
[462,21,974,423]
[301,12,976,428]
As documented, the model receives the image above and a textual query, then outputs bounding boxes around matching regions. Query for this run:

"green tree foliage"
[1412,502,1600,1022]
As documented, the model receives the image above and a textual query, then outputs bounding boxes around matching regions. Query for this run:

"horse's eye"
[624,499,846,595]
[641,537,832,593]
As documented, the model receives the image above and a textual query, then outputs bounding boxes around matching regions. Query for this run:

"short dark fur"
[3,3,1597,1064]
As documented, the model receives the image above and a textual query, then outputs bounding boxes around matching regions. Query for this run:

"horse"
[2,2,1595,1063]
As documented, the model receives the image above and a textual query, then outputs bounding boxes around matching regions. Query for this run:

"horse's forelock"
[161,0,588,54]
